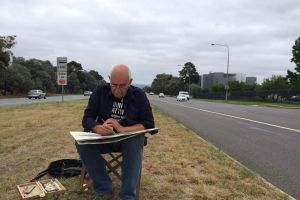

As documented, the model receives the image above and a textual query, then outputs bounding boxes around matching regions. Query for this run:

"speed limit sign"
[57,71,67,85]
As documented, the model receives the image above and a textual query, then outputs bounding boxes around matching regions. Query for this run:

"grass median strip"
[0,100,291,199]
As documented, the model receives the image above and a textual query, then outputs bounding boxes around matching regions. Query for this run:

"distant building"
[246,77,257,85]
[201,72,254,90]
[233,73,246,82]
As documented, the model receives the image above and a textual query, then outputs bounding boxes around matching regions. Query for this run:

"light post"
[187,72,191,94]
[211,43,230,101]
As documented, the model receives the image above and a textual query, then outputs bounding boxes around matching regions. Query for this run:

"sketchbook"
[70,128,158,144]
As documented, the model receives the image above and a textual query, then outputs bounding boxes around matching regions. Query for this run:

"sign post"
[57,57,67,102]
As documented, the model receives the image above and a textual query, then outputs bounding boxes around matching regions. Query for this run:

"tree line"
[146,36,300,102]
[1,35,300,101]
[0,36,104,95]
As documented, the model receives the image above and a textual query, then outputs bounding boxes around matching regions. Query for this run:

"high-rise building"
[246,77,257,85]
[201,72,254,90]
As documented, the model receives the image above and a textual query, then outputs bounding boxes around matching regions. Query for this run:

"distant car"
[84,91,93,96]
[177,94,187,101]
[159,93,165,98]
[28,90,46,99]
[290,95,300,102]
[149,92,154,95]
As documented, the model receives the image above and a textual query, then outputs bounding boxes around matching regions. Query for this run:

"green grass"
[198,99,300,108]
[0,100,293,199]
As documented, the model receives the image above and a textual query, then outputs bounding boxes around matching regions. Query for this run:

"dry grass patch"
[0,101,291,200]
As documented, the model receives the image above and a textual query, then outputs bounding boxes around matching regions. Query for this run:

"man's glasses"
[110,83,129,89]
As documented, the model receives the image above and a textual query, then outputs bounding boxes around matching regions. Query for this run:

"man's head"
[109,64,132,99]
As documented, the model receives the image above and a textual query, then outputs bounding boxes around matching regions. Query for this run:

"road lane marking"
[248,126,274,133]
[154,99,300,133]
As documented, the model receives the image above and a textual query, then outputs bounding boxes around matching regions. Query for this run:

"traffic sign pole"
[62,85,64,103]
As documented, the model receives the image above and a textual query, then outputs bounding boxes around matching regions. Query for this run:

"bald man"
[76,64,155,200]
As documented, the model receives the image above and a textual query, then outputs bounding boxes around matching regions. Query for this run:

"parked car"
[178,91,190,100]
[290,95,300,102]
[159,93,165,98]
[83,91,93,96]
[149,92,154,95]
[177,94,187,101]
[27,90,46,99]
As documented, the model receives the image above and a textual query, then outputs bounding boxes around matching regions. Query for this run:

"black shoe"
[93,192,114,200]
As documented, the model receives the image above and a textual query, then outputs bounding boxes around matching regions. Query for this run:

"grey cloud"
[1,0,299,84]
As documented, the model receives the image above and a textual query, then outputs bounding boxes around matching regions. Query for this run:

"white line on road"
[154,99,300,133]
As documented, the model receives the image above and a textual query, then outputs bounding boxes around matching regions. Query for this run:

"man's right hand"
[92,124,114,136]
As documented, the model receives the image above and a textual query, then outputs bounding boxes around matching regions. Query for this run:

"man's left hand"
[105,118,125,133]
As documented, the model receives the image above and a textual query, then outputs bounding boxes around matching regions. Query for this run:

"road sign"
[57,57,68,102]
[57,71,67,85]
[57,57,67,72]
[57,57,67,85]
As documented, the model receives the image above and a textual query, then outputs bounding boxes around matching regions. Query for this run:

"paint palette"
[17,178,65,199]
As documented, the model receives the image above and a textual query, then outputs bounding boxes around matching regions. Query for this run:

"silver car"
[27,90,46,99]
[83,91,93,96]
[159,93,165,98]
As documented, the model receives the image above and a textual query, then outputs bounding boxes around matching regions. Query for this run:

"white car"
[83,91,92,96]
[177,94,187,101]
[159,93,165,98]
[178,91,189,100]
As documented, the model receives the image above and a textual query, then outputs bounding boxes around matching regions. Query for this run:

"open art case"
[17,178,66,199]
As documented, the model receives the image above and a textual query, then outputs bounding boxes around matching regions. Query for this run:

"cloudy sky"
[1,0,299,84]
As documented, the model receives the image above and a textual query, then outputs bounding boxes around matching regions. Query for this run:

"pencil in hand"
[101,118,116,135]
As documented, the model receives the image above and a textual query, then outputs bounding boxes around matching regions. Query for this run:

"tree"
[228,80,242,91]
[261,75,289,101]
[242,83,256,91]
[165,77,183,96]
[5,64,33,94]
[286,36,300,88]
[178,62,199,84]
[190,83,201,98]
[0,35,16,95]
[82,72,98,91]
[67,61,83,74]
[13,58,56,92]
[67,72,81,93]
[89,70,103,81]
[67,61,85,85]
[151,73,172,94]
[0,35,16,69]
[212,84,225,92]
[35,70,54,92]
[228,81,257,100]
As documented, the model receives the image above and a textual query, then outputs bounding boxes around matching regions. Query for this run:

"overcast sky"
[1,0,299,84]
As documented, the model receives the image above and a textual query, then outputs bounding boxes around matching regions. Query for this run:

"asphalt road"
[0,95,89,107]
[148,95,300,199]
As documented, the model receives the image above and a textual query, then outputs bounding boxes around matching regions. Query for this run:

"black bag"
[31,159,82,181]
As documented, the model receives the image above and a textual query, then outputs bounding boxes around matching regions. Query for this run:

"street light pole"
[211,43,230,101]
[187,72,191,95]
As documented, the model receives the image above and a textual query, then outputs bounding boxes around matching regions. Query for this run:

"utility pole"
[211,43,230,101]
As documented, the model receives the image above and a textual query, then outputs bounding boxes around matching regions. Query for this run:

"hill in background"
[132,83,149,89]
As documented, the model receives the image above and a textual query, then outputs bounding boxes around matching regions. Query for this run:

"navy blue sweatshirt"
[82,83,155,132]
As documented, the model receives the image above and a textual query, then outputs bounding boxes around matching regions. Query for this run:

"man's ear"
[108,76,111,81]
[129,79,133,85]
